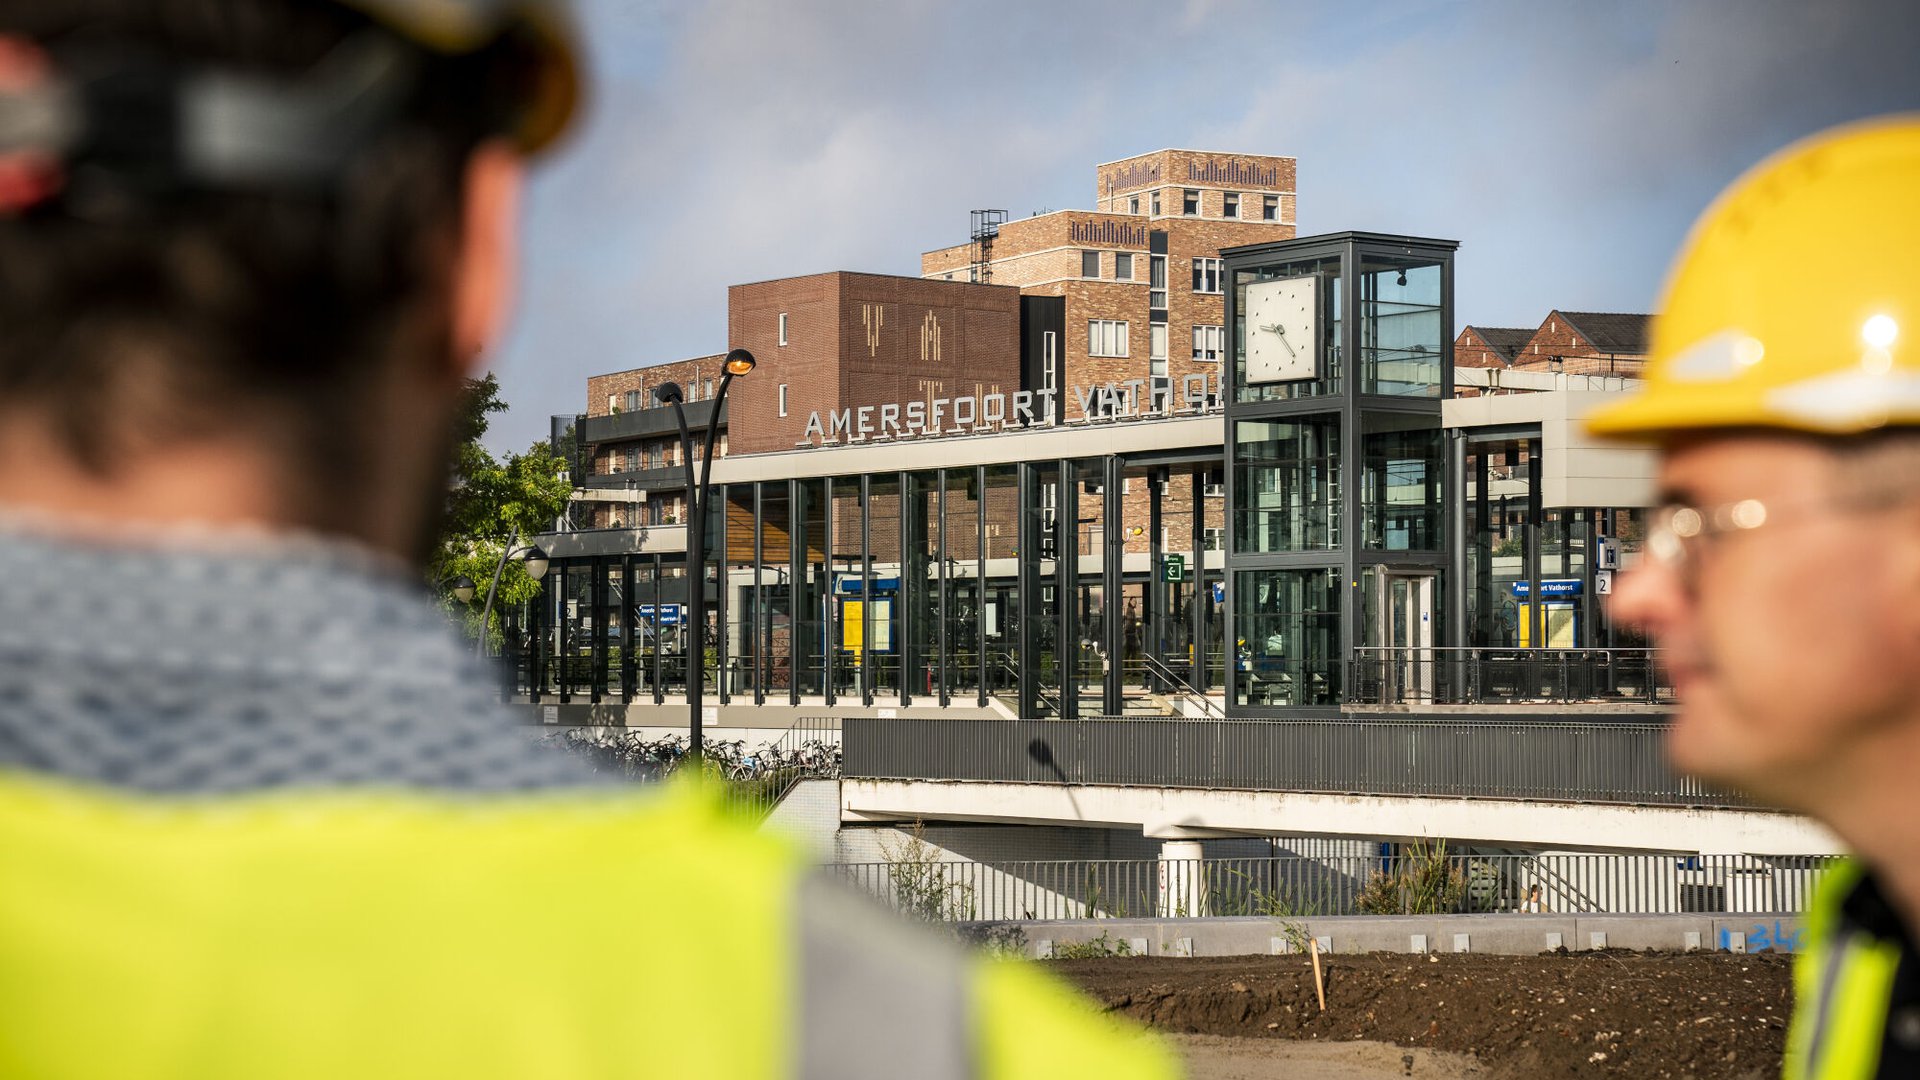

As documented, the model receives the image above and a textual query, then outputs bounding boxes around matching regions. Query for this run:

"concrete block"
[1270,936,1289,955]
[1726,931,1747,955]
[1315,935,1333,955]
[1453,933,1471,954]
[1589,931,1608,951]
[1128,938,1149,957]
[1172,937,1194,958]
[1545,932,1564,951]
[1684,931,1702,952]
[1410,934,1428,954]
[1035,939,1053,959]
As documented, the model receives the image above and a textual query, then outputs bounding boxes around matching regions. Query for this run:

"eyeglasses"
[1645,498,1772,569]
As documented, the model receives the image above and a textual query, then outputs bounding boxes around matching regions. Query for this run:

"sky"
[484,0,1920,453]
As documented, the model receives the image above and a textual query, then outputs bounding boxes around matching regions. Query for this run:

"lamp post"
[474,528,550,658]
[654,347,755,757]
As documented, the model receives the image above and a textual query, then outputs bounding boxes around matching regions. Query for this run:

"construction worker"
[0,3,1175,1077]
[1592,115,1920,1080]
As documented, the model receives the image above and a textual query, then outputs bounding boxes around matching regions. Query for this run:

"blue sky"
[484,0,1920,452]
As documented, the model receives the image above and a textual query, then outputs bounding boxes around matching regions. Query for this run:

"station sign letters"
[799,373,1222,445]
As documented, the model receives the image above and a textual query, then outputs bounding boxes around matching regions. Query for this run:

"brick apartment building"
[571,149,1294,538]
[921,149,1296,421]
[1455,311,1650,380]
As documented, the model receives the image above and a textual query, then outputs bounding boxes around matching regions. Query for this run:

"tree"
[430,375,573,646]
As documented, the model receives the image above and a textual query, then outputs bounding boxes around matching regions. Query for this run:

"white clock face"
[1244,275,1320,384]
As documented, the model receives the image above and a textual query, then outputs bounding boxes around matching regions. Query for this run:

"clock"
[1244,275,1320,384]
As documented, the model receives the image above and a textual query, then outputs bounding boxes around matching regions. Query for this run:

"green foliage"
[1355,840,1469,915]
[1049,931,1135,960]
[1492,534,1525,558]
[879,821,976,923]
[430,375,573,645]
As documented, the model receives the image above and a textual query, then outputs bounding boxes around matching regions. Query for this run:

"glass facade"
[1234,415,1341,553]
[1223,233,1457,713]
[514,457,1230,717]
[1358,256,1444,397]
[1234,567,1341,706]
[1360,413,1443,551]
[1462,436,1647,650]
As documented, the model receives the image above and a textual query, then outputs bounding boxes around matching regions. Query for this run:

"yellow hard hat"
[1585,115,1920,439]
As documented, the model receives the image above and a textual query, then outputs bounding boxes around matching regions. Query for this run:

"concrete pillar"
[1157,839,1208,917]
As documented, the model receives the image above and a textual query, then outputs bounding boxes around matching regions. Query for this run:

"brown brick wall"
[586,354,725,418]
[1092,150,1296,226]
[1511,313,1647,377]
[727,273,1022,454]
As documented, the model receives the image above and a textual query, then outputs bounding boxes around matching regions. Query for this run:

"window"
[625,447,641,472]
[1192,257,1223,294]
[625,389,643,411]
[1042,330,1058,421]
[1182,188,1199,215]
[1203,527,1224,551]
[1128,196,1140,215]
[1150,190,1161,215]
[1192,324,1224,362]
[1223,192,1240,218]
[1088,319,1130,358]
[778,383,788,417]
[704,379,714,399]
[1081,250,1100,278]
[1149,254,1167,310]
[1150,325,1169,407]
[778,312,789,346]
[1263,194,1279,221]
[1114,252,1133,280]
[606,394,617,414]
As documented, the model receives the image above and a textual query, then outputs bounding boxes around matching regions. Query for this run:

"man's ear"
[449,140,525,376]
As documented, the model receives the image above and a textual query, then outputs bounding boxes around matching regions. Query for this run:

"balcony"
[579,398,723,446]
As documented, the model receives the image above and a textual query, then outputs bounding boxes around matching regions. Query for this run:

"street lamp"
[450,575,478,604]
[474,529,550,658]
[654,347,755,757]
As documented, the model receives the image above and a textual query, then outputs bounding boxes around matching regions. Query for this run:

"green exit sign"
[1162,554,1186,582]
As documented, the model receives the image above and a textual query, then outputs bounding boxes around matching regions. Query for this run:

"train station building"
[523,151,1661,724]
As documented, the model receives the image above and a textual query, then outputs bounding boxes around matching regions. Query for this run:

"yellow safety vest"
[0,772,1178,1080]
[1785,860,1903,1080]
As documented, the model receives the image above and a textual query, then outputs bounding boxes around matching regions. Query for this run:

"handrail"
[1136,653,1225,718]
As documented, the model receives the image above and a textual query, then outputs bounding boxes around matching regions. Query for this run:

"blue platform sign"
[835,576,901,595]
[1510,579,1582,598]
[637,603,683,625]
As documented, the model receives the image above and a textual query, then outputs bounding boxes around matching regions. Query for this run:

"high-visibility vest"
[1785,860,1903,1080]
[0,773,1178,1080]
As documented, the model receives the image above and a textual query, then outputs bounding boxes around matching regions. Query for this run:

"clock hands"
[1260,323,1298,359]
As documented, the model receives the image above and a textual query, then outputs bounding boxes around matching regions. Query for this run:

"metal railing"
[1347,647,1675,706]
[842,715,1756,808]
[1131,654,1226,718]
[824,852,1836,922]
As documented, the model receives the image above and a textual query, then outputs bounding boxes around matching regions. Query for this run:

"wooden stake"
[1310,937,1326,1013]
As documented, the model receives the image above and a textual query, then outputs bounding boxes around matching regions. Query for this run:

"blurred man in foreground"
[1598,116,1920,1080]
[0,3,1175,1076]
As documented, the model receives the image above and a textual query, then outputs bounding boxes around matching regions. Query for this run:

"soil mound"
[1054,950,1790,1079]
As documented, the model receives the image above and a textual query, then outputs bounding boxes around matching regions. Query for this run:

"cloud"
[487,0,1920,451]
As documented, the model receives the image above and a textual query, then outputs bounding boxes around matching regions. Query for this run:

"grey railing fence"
[842,715,1757,808]
[825,853,1837,923]
[1347,647,1675,706]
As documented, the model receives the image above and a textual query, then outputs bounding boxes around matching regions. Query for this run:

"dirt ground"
[1052,950,1793,1080]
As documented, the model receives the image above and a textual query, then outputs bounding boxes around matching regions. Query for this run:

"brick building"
[921,150,1296,421]
[1455,311,1650,381]
[577,353,730,527]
